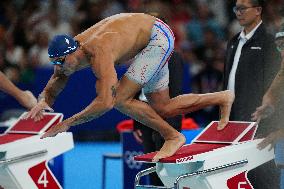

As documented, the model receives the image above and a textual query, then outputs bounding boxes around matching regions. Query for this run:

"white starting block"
[134,121,274,189]
[0,112,74,189]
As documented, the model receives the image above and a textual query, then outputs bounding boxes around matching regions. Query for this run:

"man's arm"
[0,71,37,109]
[38,69,70,106]
[252,57,284,122]
[263,59,284,104]
[26,67,70,119]
[257,128,284,150]
[41,52,118,139]
[60,48,118,127]
[0,71,23,98]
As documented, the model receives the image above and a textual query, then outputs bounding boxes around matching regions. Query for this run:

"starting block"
[0,112,74,189]
[134,121,274,189]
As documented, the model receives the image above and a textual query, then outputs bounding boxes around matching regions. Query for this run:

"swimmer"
[26,13,234,162]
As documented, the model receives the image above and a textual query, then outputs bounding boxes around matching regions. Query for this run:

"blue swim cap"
[48,34,78,58]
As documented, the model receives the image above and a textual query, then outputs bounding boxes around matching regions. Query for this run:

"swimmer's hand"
[251,103,275,123]
[41,119,71,139]
[257,129,284,150]
[251,95,275,123]
[24,100,54,121]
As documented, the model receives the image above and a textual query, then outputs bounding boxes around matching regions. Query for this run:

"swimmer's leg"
[146,89,235,130]
[114,76,185,162]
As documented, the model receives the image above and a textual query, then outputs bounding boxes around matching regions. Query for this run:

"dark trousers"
[246,118,281,189]
[248,160,280,189]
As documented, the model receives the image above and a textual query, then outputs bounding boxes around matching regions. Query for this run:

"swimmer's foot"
[152,133,186,162]
[217,90,234,130]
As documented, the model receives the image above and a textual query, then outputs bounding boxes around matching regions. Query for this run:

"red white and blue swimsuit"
[125,19,175,93]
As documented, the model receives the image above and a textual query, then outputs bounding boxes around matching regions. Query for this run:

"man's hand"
[251,95,275,123]
[251,104,275,123]
[41,119,72,139]
[258,129,284,150]
[133,129,143,144]
[24,100,54,121]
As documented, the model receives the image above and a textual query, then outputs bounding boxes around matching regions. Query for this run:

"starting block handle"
[135,160,248,189]
[0,150,47,165]
[135,166,167,189]
[135,166,173,189]
[135,166,156,186]
[174,159,248,189]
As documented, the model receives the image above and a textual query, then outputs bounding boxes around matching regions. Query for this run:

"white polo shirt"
[227,21,262,93]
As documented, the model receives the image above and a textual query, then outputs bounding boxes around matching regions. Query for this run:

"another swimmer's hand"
[251,103,274,123]
[257,129,284,150]
[41,119,71,139]
[251,95,275,123]
[24,100,54,121]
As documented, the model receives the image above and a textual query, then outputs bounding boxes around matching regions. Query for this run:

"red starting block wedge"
[134,121,273,189]
[0,113,63,146]
[7,113,63,134]
[134,121,257,163]
[0,112,73,189]
[193,121,257,144]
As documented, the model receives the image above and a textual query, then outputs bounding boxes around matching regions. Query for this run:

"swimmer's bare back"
[75,13,156,65]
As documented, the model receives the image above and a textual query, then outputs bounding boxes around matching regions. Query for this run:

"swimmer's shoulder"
[76,33,117,56]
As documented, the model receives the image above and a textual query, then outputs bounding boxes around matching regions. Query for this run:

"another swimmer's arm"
[67,50,118,126]
[264,59,284,105]
[39,68,70,106]
[0,71,22,98]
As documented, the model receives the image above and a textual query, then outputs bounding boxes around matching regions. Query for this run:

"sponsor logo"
[124,151,144,169]
[176,156,193,163]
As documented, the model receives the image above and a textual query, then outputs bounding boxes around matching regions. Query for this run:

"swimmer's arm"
[67,50,118,126]
[38,68,70,106]
[0,71,23,98]
[263,60,284,105]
